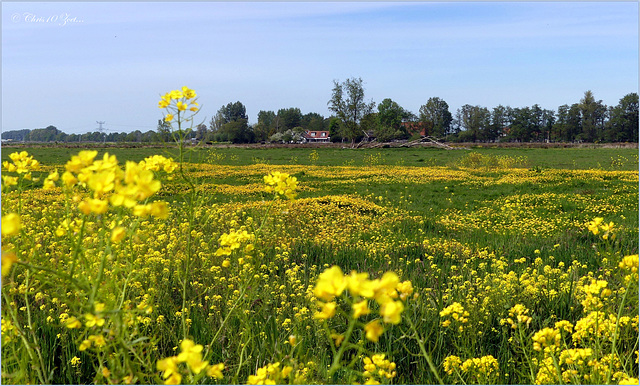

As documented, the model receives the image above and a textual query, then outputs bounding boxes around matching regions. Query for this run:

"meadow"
[1,91,638,385]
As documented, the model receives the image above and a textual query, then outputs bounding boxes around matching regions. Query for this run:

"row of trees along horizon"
[2,78,638,145]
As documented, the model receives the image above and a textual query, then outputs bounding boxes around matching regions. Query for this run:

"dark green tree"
[579,90,607,142]
[218,119,254,144]
[277,108,303,132]
[327,77,375,145]
[605,93,638,142]
[457,105,490,142]
[418,97,452,138]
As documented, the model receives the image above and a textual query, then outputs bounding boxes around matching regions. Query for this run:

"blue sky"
[2,1,638,134]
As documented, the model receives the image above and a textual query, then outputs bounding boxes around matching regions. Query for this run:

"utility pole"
[96,121,106,143]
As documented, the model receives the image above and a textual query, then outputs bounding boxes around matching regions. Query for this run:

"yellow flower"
[313,265,346,301]
[158,93,171,108]
[532,327,560,351]
[314,302,336,320]
[182,86,197,99]
[443,355,462,375]
[62,171,78,187]
[157,356,181,384]
[364,319,384,342]
[111,226,126,243]
[150,201,170,219]
[2,175,18,187]
[2,251,18,277]
[207,363,224,379]
[177,339,208,374]
[65,150,98,173]
[79,339,92,351]
[1,213,21,237]
[65,316,82,329]
[264,171,297,199]
[78,198,109,215]
[353,299,370,319]
[619,254,638,272]
[379,300,404,324]
[165,114,174,122]
[70,356,81,366]
[85,313,105,327]
[347,271,376,298]
[176,101,187,111]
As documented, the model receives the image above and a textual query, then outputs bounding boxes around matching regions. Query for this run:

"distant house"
[302,130,330,143]
[401,122,428,136]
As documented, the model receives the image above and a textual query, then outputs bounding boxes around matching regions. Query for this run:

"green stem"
[203,279,251,359]
[68,215,87,279]
[605,284,630,384]
[517,323,536,384]
[3,291,46,384]
[327,316,357,377]
[406,314,445,384]
[89,231,110,306]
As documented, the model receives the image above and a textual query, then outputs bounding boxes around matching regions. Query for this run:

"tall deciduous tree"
[277,108,303,132]
[376,98,412,141]
[418,97,452,138]
[579,90,607,142]
[606,93,639,142]
[457,104,490,142]
[327,77,375,145]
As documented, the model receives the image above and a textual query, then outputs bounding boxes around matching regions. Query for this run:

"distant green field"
[2,145,638,171]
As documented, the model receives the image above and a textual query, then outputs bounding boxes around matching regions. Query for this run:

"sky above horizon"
[2,1,638,135]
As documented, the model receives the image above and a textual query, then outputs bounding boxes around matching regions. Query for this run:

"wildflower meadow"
[1,87,638,385]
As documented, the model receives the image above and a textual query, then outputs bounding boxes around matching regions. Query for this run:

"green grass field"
[1,145,638,384]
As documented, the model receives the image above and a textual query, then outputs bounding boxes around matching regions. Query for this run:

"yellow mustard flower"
[314,302,336,320]
[364,319,384,342]
[1,213,21,237]
[313,265,347,301]
[1,251,18,277]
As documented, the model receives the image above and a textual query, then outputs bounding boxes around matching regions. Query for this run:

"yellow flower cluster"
[246,361,293,385]
[1,213,21,237]
[158,86,199,122]
[47,150,171,219]
[264,171,298,200]
[532,327,561,352]
[2,151,40,185]
[442,354,499,380]
[362,353,397,383]
[500,304,532,329]
[156,339,224,384]
[619,254,639,283]
[1,318,18,343]
[139,155,178,174]
[1,213,22,277]
[581,279,612,311]
[78,334,107,351]
[439,302,469,329]
[587,217,616,240]
[214,229,254,257]
[313,266,413,340]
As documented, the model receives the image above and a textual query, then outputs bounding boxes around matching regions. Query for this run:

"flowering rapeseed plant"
[264,171,298,200]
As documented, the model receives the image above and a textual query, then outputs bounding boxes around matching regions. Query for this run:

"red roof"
[303,131,330,139]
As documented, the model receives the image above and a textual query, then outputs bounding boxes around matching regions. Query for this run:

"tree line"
[3,80,637,144]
